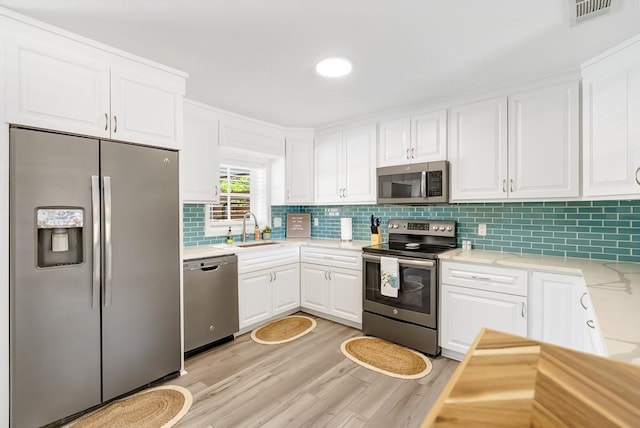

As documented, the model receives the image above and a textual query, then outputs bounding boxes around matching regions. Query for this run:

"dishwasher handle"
[184,255,237,271]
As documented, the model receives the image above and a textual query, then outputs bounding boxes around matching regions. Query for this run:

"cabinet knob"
[113,115,118,133]
[502,180,506,193]
[586,320,595,329]
[510,179,514,193]
[406,149,410,160]
[411,147,415,159]
[104,113,109,131]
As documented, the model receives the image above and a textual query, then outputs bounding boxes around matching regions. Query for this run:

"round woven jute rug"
[66,385,192,428]
[341,336,432,379]
[251,315,317,344]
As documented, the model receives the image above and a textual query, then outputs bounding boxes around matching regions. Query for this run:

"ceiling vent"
[569,0,616,26]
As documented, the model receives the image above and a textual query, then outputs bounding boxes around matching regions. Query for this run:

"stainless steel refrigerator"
[9,127,181,427]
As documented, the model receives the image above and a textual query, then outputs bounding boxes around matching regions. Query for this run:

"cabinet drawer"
[441,261,527,296]
[238,245,299,274]
[301,246,362,270]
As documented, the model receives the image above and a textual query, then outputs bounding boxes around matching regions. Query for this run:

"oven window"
[364,261,433,314]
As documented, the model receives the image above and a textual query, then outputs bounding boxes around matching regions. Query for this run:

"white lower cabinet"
[237,247,300,330]
[300,263,362,325]
[440,261,528,359]
[441,283,527,355]
[530,271,606,356]
[238,262,300,330]
[300,247,362,326]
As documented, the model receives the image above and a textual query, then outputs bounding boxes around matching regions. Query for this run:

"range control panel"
[387,219,456,238]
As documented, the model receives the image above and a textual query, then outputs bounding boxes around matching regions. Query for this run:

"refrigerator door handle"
[91,176,101,308]
[104,176,113,307]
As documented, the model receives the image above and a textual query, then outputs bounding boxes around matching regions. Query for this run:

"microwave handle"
[421,171,427,198]
[362,253,435,268]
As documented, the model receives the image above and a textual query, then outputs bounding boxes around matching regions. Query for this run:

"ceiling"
[1,0,639,128]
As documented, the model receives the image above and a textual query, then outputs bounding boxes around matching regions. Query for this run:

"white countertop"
[440,249,640,366]
[183,238,371,260]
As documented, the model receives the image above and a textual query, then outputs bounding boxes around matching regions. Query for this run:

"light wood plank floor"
[169,313,458,428]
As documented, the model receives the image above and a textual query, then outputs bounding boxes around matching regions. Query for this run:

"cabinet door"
[110,57,185,150]
[378,117,410,167]
[182,100,220,203]
[328,267,362,324]
[583,43,640,198]
[342,124,377,203]
[238,271,272,329]
[449,97,508,201]
[508,82,579,199]
[285,133,314,204]
[529,272,583,350]
[272,263,301,315]
[4,32,110,138]
[441,284,527,355]
[314,132,341,203]
[300,264,330,314]
[411,110,447,163]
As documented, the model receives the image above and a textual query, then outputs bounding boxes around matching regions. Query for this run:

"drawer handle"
[579,292,588,310]
[324,256,334,260]
[586,320,595,329]
[471,275,491,281]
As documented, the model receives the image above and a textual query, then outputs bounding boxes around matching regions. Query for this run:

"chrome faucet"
[242,212,258,242]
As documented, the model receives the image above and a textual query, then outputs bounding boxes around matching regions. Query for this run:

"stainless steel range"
[362,219,457,356]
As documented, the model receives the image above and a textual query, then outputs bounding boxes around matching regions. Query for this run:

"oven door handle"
[362,254,435,268]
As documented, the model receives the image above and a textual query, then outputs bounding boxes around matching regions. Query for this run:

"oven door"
[362,253,437,328]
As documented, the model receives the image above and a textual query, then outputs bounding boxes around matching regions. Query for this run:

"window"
[210,165,251,221]
[205,162,269,236]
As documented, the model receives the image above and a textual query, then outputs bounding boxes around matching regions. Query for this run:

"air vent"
[570,0,616,25]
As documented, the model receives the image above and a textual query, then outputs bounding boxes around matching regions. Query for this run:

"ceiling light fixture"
[315,57,352,78]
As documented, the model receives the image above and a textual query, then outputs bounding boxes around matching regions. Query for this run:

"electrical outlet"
[273,217,282,228]
[478,223,487,236]
[314,218,319,226]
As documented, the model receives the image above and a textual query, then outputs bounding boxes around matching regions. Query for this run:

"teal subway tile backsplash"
[183,201,640,263]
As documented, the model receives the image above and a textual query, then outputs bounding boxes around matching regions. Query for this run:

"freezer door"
[100,141,180,400]
[9,128,102,427]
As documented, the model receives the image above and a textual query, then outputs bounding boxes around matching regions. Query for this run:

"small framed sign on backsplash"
[286,213,311,238]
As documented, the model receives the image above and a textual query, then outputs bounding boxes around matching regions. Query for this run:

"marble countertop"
[183,238,371,260]
[440,249,640,366]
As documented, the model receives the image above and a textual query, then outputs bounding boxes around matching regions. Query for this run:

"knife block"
[370,228,381,245]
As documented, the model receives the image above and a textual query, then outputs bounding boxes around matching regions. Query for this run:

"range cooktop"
[362,219,457,259]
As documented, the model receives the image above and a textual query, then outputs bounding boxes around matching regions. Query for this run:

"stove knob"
[446,225,453,231]
[393,308,398,315]
[393,224,399,229]
[433,225,440,231]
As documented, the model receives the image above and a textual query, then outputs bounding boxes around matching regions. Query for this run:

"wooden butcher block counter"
[422,329,640,427]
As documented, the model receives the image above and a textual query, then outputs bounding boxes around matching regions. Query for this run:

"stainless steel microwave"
[376,161,449,204]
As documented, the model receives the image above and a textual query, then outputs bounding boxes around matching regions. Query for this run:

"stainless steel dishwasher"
[183,254,238,356]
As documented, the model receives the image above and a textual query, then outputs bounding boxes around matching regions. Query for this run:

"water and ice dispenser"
[36,208,84,268]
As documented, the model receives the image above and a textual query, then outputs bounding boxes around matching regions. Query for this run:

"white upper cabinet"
[4,31,111,139]
[342,125,377,202]
[182,100,219,203]
[508,82,579,199]
[110,57,184,149]
[411,110,447,163]
[449,96,508,201]
[378,117,410,166]
[285,131,314,204]
[378,110,447,167]
[449,81,579,202]
[3,21,186,150]
[314,124,376,204]
[582,37,640,199]
[219,115,284,157]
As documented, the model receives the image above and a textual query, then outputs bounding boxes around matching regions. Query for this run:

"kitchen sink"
[235,241,280,248]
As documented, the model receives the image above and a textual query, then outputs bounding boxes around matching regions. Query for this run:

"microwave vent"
[570,0,615,26]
